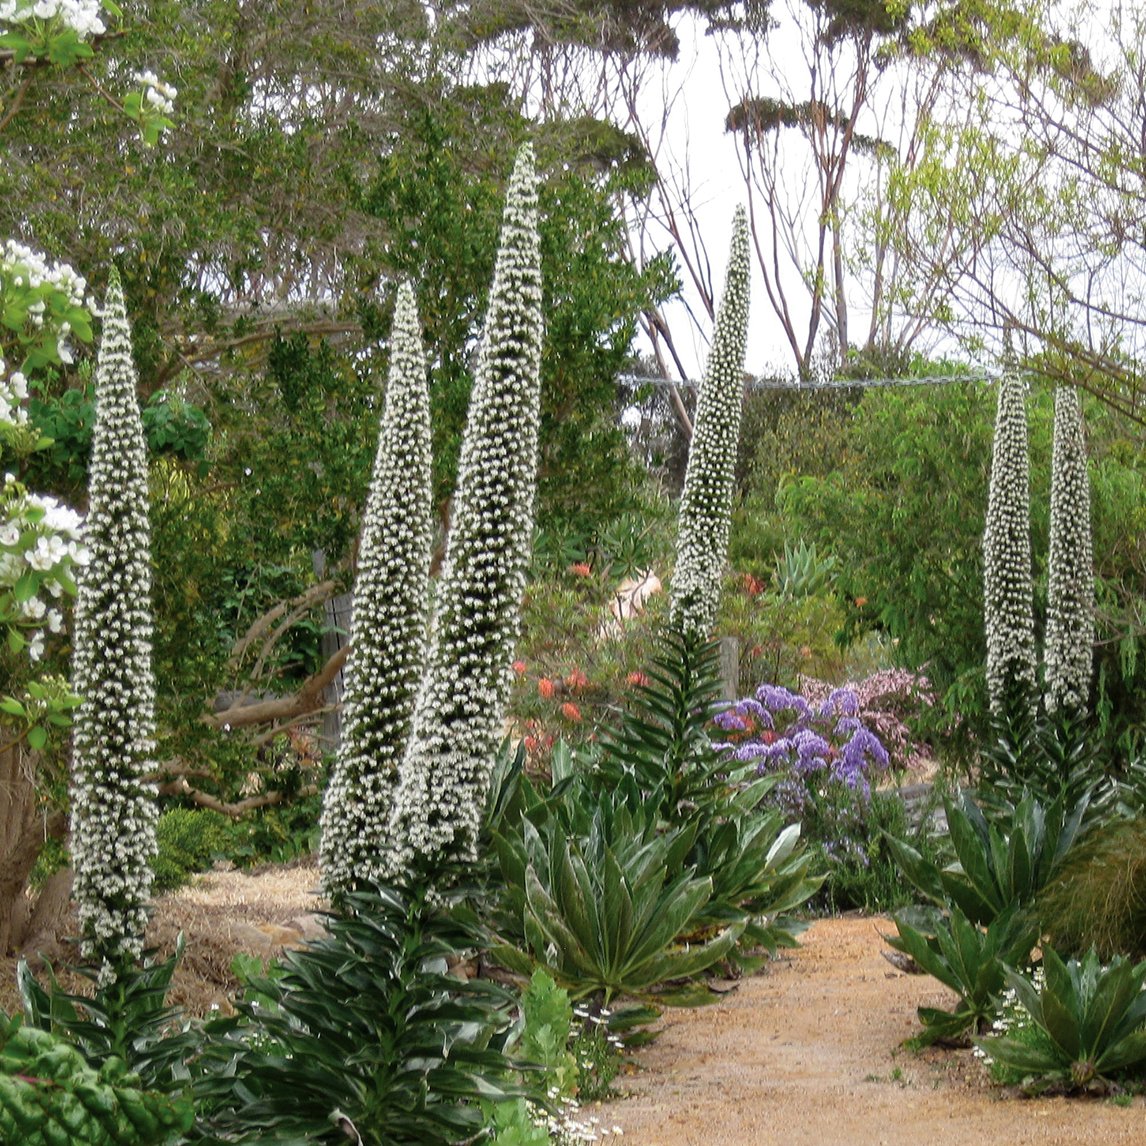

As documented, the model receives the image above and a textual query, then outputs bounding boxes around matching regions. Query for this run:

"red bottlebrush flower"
[538,677,556,699]
[560,702,582,722]
[566,668,589,691]
[626,671,650,687]
[570,562,592,577]
[524,735,539,752]
[512,659,527,675]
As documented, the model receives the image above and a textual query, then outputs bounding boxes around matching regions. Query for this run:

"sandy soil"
[588,916,1145,1145]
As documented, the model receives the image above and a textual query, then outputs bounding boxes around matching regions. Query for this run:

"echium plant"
[1043,385,1093,715]
[70,268,159,977]
[983,373,1037,714]
[320,282,432,897]
[388,144,543,876]
[670,205,750,641]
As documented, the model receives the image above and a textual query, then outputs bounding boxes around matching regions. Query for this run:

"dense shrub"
[152,807,229,893]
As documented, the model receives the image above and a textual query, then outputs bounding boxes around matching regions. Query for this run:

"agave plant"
[493,777,743,1004]
[885,789,1086,926]
[978,947,1146,1093]
[885,904,1039,1045]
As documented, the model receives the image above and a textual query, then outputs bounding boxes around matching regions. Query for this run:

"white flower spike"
[70,267,159,978]
[319,281,433,896]
[388,143,543,876]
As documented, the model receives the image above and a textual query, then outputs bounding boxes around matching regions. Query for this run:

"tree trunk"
[0,742,66,955]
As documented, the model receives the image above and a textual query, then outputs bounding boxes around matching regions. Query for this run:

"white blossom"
[983,374,1037,714]
[132,69,177,115]
[1044,385,1094,715]
[387,144,543,876]
[0,0,106,38]
[320,281,432,897]
[69,267,158,977]
[670,205,751,641]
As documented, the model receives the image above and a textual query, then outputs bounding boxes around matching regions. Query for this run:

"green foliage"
[975,703,1114,823]
[808,788,941,915]
[0,1014,193,1146]
[17,943,197,1095]
[493,778,742,1004]
[1037,817,1146,961]
[194,885,522,1145]
[771,538,837,600]
[885,790,1085,926]
[717,573,848,688]
[978,948,1146,1093]
[593,630,728,816]
[491,632,821,1007]
[767,379,1046,749]
[570,1009,623,1101]
[517,970,577,1098]
[152,807,229,894]
[887,904,1039,1045]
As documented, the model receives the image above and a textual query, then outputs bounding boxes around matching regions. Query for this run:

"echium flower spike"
[388,144,543,876]
[983,373,1037,714]
[670,205,751,641]
[1044,385,1094,715]
[319,282,433,897]
[70,267,158,978]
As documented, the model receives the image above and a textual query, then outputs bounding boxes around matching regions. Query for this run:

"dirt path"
[589,916,1144,1146]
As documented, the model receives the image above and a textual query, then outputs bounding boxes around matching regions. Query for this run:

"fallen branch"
[156,776,318,819]
[227,579,338,674]
[205,643,350,731]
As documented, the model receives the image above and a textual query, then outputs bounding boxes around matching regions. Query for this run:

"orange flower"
[512,659,527,675]
[566,668,589,691]
[570,562,592,577]
[538,677,556,699]
[524,735,539,752]
[626,671,650,687]
[560,702,582,722]
[854,596,868,608]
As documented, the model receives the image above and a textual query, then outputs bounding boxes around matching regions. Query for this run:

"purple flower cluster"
[799,669,935,773]
[715,681,890,797]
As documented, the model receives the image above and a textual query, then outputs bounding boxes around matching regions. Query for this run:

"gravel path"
[588,916,1145,1146]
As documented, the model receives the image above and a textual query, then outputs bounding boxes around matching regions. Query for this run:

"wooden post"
[718,636,740,702]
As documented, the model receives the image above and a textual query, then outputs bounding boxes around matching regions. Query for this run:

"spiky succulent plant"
[1044,384,1094,715]
[69,268,158,977]
[319,282,433,897]
[387,143,543,876]
[983,373,1037,714]
[670,205,751,642]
